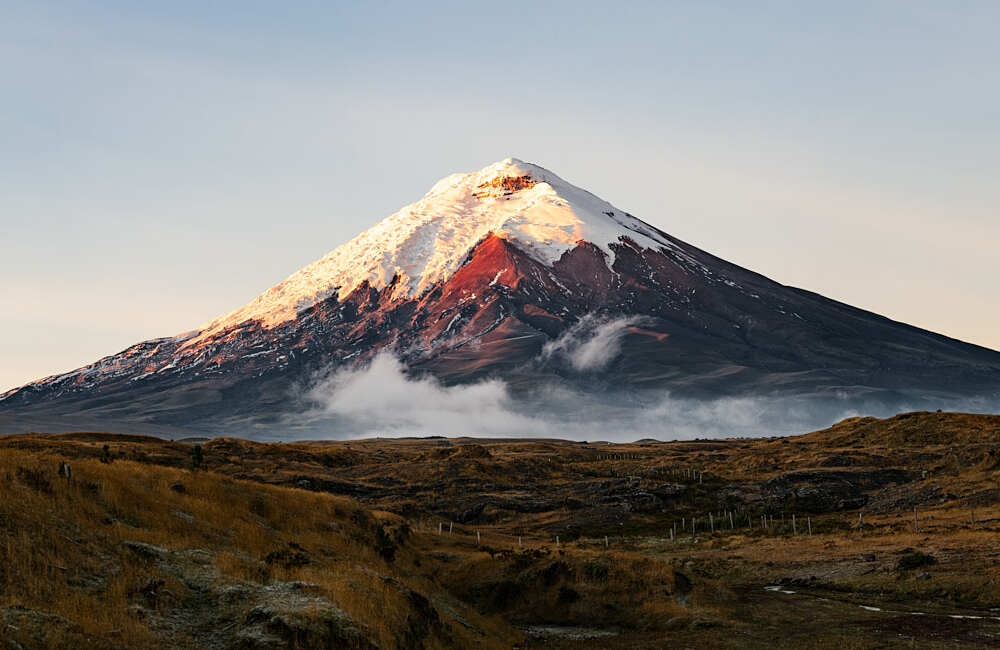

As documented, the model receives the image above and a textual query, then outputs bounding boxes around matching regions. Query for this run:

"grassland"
[1,411,999,648]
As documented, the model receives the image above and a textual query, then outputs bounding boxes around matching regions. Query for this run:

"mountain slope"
[3,158,999,435]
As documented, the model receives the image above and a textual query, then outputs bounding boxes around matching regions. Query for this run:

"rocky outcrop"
[0,606,92,648]
[118,541,382,649]
[761,469,914,512]
[472,173,536,198]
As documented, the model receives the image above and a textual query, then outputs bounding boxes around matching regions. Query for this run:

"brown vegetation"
[1,411,999,648]
[0,449,515,648]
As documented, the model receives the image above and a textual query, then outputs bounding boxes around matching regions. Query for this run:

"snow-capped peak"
[196,158,675,336]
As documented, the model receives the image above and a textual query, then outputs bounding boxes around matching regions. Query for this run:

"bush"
[374,524,397,562]
[897,550,936,571]
[560,525,582,542]
[489,580,522,609]
[394,522,411,545]
[191,445,204,470]
[582,560,609,581]
[264,542,310,569]
[557,586,580,604]
[16,467,52,494]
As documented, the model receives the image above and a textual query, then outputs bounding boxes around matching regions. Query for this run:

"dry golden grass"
[805,411,1000,448]
[2,411,998,648]
[0,448,518,649]
[432,543,694,630]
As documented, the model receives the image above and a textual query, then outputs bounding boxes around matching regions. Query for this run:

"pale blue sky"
[2,1,999,391]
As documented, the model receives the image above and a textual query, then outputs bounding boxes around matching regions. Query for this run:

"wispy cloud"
[541,315,645,372]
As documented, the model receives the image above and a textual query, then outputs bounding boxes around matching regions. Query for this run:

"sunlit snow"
[193,158,679,340]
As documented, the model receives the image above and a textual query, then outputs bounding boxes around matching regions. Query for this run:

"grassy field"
[1,411,998,648]
[0,449,517,648]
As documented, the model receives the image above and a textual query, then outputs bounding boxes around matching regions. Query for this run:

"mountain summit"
[198,157,674,337]
[3,158,1000,435]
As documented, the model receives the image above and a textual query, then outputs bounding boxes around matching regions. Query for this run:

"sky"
[2,1,999,392]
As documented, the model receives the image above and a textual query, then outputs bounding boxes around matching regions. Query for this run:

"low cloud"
[284,315,998,442]
[301,352,550,437]
[289,350,927,441]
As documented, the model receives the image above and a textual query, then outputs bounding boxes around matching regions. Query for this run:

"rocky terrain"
[2,410,999,648]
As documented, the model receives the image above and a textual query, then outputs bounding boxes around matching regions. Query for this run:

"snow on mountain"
[196,158,679,338]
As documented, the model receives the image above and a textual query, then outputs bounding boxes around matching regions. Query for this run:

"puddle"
[521,625,619,641]
[762,586,1000,622]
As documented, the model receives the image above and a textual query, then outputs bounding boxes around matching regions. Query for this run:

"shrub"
[897,550,936,571]
[489,580,522,609]
[192,445,204,470]
[264,542,311,569]
[557,586,580,604]
[561,526,582,542]
[582,561,609,581]
[374,524,397,562]
[394,522,411,545]
[16,466,53,494]
[537,560,573,586]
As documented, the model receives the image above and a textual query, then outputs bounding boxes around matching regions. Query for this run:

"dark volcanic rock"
[762,469,915,512]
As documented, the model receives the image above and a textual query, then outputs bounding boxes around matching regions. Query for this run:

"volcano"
[3,158,1000,436]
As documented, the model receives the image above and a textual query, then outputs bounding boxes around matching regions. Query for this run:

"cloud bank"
[294,351,921,442]
[302,353,549,437]
[285,315,999,442]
